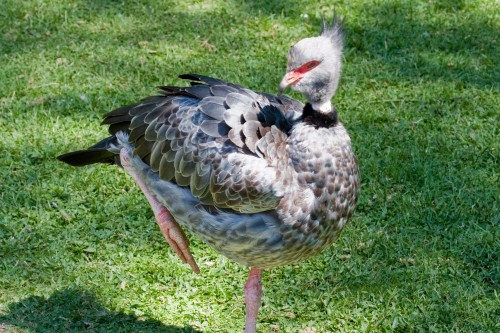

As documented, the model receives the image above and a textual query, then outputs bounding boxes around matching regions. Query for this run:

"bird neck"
[311,100,333,114]
[301,103,338,129]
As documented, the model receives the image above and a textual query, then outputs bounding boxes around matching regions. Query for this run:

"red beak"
[279,60,320,92]
[279,71,304,91]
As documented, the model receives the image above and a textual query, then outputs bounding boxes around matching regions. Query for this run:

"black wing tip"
[158,85,184,95]
[178,73,202,81]
[56,151,90,166]
[157,74,214,95]
[179,73,228,86]
[56,153,69,162]
[57,148,116,166]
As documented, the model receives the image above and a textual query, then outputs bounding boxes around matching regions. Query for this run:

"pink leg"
[120,148,200,274]
[244,267,263,333]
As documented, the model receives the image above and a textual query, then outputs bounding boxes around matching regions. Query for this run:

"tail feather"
[57,136,119,167]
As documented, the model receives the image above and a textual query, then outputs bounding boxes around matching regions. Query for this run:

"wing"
[102,74,303,213]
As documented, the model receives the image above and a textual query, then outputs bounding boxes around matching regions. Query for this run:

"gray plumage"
[58,17,359,270]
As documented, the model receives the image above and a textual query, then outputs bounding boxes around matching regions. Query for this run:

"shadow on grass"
[232,0,302,15]
[0,2,497,330]
[350,2,499,88]
[0,288,201,333]
[1,0,497,88]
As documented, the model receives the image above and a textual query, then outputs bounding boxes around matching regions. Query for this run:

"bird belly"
[126,149,330,269]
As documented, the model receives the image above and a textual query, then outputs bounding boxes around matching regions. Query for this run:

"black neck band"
[301,103,338,128]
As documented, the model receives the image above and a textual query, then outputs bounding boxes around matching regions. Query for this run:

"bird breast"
[276,122,360,244]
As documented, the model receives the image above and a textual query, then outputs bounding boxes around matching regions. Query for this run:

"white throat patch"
[311,100,333,113]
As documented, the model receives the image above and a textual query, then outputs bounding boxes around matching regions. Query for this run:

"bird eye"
[292,60,321,75]
[308,61,320,68]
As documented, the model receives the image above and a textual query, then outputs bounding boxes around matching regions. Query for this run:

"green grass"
[0,0,498,332]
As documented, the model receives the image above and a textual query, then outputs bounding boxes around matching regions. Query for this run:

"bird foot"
[120,148,200,274]
[155,208,200,274]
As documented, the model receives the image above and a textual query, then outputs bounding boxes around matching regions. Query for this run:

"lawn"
[0,0,498,332]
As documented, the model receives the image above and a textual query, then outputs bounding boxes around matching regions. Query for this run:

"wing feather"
[102,74,301,213]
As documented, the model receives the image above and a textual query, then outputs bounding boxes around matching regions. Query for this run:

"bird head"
[279,15,344,113]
